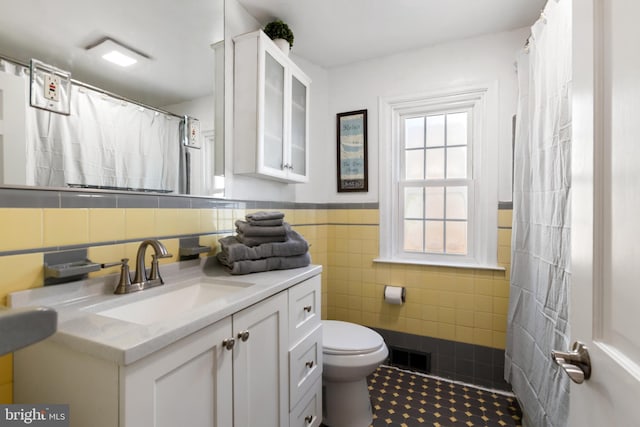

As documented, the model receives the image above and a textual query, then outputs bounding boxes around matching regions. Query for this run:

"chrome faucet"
[132,239,173,290]
[102,240,172,294]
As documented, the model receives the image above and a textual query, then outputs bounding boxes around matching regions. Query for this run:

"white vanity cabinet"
[13,272,322,427]
[123,317,233,427]
[233,30,311,183]
[14,316,234,427]
[288,275,322,427]
[126,291,290,427]
[232,291,289,427]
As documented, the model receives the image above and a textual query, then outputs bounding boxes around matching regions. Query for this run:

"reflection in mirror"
[0,0,224,197]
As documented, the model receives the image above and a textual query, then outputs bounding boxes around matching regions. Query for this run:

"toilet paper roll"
[384,285,406,305]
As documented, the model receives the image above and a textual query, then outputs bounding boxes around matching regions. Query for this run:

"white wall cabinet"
[14,274,322,427]
[233,30,311,183]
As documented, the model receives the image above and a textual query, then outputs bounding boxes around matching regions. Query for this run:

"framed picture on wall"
[336,109,368,192]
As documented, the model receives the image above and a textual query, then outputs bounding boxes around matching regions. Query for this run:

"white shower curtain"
[0,61,182,192]
[505,1,572,426]
[26,85,182,192]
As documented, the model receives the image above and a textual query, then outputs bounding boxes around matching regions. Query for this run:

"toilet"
[322,320,388,427]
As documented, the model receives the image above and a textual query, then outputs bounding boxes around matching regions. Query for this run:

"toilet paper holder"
[383,285,406,304]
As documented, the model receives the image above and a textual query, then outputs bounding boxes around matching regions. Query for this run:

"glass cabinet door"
[290,75,307,176]
[263,52,285,171]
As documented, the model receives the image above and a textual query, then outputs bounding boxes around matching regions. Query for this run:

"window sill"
[373,257,505,271]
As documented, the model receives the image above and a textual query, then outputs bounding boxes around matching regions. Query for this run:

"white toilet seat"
[323,320,385,355]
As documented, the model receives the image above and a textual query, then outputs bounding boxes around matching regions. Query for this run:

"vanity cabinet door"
[232,291,289,427]
[288,275,321,347]
[122,317,233,427]
[289,379,322,427]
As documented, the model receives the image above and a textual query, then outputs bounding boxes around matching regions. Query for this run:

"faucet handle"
[148,249,172,282]
[101,258,136,295]
[101,258,128,269]
[149,255,162,282]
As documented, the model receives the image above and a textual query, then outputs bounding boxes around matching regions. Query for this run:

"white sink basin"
[96,279,251,325]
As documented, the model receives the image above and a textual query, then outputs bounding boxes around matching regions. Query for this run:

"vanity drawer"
[289,378,322,427]
[289,324,322,409]
[289,275,321,346]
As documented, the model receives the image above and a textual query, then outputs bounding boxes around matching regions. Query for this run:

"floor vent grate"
[387,346,430,373]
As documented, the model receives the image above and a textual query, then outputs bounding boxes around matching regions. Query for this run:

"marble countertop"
[8,258,322,365]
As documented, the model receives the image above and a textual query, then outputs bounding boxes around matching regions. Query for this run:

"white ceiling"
[0,1,545,106]
[237,0,547,68]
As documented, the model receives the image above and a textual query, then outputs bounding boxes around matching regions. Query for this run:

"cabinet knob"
[222,338,235,350]
[237,330,250,342]
[304,415,313,424]
[305,360,314,369]
[303,305,312,313]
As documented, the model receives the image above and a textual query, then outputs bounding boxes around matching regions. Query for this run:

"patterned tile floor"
[364,365,523,427]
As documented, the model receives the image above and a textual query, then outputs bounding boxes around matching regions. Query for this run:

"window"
[402,111,471,255]
[378,86,498,267]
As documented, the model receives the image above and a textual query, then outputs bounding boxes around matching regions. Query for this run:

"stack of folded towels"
[217,211,311,275]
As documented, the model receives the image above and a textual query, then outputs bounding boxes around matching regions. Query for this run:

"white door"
[570,0,640,424]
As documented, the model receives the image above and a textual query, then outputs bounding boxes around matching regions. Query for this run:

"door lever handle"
[551,341,591,384]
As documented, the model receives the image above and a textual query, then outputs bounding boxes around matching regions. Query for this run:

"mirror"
[0,0,224,196]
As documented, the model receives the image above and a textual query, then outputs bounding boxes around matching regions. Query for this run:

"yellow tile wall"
[324,208,513,351]
[0,204,512,403]
[0,206,222,403]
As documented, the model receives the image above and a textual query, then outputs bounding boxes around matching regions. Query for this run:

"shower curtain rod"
[0,53,184,120]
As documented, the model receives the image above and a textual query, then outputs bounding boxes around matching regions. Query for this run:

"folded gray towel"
[246,211,285,222]
[219,230,309,263]
[236,233,288,247]
[246,218,284,227]
[217,252,311,275]
[236,220,288,237]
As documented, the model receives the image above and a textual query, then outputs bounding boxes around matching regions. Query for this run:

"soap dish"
[44,260,101,279]
[179,245,212,257]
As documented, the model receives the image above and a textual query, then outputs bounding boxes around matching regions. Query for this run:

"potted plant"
[263,19,294,55]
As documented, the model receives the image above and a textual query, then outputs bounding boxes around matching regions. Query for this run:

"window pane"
[446,221,467,254]
[447,112,468,146]
[446,186,467,220]
[405,117,424,149]
[404,187,423,218]
[405,149,424,180]
[264,53,285,170]
[404,220,423,252]
[425,186,444,219]
[426,115,445,147]
[425,148,445,179]
[425,220,444,253]
[446,146,467,179]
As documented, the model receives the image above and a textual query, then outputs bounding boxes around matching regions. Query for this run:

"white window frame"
[377,84,499,269]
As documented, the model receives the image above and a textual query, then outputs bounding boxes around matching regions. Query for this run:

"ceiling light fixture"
[86,38,149,68]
